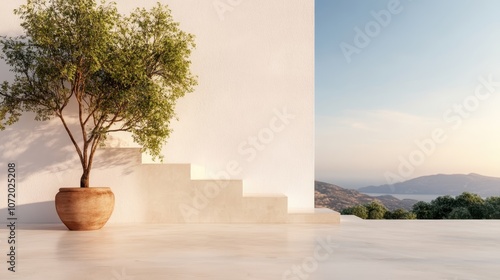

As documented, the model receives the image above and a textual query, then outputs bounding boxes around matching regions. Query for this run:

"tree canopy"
[342,192,500,220]
[0,0,197,187]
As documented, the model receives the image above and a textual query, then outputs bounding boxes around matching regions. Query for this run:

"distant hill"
[315,181,417,211]
[358,173,500,196]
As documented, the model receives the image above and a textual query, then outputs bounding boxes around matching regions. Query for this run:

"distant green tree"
[383,210,392,219]
[365,201,387,220]
[412,201,434,219]
[405,211,417,220]
[340,207,352,215]
[341,205,368,219]
[385,208,416,219]
[351,205,369,219]
[484,196,500,219]
[455,192,485,219]
[430,195,456,219]
[456,192,484,205]
[448,207,472,219]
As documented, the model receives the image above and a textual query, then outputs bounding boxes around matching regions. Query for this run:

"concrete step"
[140,163,192,182]
[190,179,243,200]
[287,208,341,224]
[184,180,245,223]
[94,148,339,224]
[239,194,288,223]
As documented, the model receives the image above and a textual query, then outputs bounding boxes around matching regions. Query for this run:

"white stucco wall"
[0,0,314,223]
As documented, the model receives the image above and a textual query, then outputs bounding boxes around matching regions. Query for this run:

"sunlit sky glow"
[315,0,500,188]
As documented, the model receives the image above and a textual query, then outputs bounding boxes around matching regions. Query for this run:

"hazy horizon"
[318,171,499,190]
[315,0,500,188]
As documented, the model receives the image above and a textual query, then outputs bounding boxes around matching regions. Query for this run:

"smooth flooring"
[1,216,498,280]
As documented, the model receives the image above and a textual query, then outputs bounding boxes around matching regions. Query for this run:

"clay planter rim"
[59,187,111,192]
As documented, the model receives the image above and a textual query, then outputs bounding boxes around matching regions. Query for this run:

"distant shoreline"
[361,193,446,203]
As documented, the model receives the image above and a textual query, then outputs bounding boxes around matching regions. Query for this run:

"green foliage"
[448,207,472,219]
[430,195,457,219]
[411,201,434,219]
[455,192,485,219]
[406,212,417,220]
[340,192,500,220]
[340,208,350,215]
[365,200,387,219]
[385,208,416,220]
[422,192,500,219]
[455,192,484,205]
[0,0,197,187]
[341,205,368,219]
[428,192,491,219]
[484,197,500,219]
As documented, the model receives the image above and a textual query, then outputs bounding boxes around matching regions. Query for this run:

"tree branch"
[57,110,84,167]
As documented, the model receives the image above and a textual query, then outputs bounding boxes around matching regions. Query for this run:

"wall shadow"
[0,201,65,230]
[0,113,143,224]
[0,113,78,175]
[0,112,141,177]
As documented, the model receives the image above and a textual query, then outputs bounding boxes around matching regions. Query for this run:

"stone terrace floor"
[1,216,499,280]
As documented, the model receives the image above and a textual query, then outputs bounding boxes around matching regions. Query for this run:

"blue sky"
[315,0,500,188]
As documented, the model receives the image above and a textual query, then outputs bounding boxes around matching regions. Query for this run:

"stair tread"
[288,208,338,214]
[243,193,287,197]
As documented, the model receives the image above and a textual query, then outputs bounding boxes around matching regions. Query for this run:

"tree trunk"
[80,170,90,188]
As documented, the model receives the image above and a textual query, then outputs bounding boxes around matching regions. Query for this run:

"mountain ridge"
[358,173,500,196]
[315,181,417,211]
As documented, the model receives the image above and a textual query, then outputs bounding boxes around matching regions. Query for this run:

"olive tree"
[411,201,434,219]
[455,192,485,219]
[0,0,196,188]
[365,200,387,220]
[430,195,456,219]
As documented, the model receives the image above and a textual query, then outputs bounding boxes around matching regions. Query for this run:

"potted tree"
[0,0,197,230]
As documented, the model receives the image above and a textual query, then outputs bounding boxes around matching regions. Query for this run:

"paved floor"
[1,216,499,280]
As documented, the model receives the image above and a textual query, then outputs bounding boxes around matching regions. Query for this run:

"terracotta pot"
[55,187,115,230]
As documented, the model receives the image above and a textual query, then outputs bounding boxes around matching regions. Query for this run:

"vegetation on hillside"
[315,181,417,211]
[341,192,500,220]
[341,200,416,220]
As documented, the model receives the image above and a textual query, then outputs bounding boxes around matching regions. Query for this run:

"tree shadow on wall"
[0,113,143,225]
[0,112,141,179]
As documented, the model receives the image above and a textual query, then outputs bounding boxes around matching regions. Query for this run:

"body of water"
[361,193,447,202]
